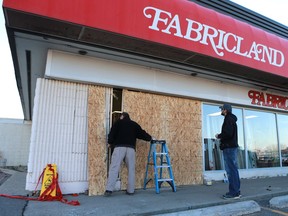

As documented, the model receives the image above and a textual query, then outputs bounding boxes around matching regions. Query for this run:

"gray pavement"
[1,168,288,216]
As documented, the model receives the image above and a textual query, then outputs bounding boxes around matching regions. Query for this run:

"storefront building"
[3,0,288,195]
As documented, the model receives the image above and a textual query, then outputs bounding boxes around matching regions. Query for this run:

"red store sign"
[248,90,288,110]
[4,0,288,77]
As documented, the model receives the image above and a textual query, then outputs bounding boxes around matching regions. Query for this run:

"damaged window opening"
[111,89,123,124]
[107,89,123,171]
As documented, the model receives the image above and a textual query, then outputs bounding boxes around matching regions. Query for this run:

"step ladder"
[143,140,176,194]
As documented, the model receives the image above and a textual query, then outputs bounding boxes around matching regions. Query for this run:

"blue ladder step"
[158,178,173,181]
[156,165,170,168]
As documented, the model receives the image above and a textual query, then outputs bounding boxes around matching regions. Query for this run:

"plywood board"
[87,85,108,196]
[122,90,203,190]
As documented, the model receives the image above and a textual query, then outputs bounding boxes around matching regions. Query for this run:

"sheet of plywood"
[88,85,108,196]
[122,90,203,190]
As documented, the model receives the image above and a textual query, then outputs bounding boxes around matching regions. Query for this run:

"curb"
[157,200,261,216]
[270,195,288,208]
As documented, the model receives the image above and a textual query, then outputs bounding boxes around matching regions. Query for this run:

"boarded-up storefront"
[88,88,202,195]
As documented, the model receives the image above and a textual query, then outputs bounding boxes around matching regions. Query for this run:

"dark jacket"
[218,112,238,149]
[108,117,152,149]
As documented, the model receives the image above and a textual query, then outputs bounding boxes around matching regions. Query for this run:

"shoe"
[104,190,112,197]
[223,193,241,200]
[125,191,134,195]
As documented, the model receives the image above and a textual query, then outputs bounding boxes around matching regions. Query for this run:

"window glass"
[203,104,245,170]
[245,110,279,168]
[278,114,288,166]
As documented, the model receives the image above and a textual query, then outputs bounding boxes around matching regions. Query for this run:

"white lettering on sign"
[143,6,285,67]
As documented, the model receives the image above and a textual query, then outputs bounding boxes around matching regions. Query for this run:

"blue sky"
[0,0,287,119]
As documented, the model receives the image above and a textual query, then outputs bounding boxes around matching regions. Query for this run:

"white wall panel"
[45,50,287,111]
[26,78,88,194]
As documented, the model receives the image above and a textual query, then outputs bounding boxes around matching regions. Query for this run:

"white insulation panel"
[26,78,89,194]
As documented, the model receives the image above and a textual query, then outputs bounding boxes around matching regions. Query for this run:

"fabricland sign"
[143,6,284,68]
[4,0,288,77]
[248,90,288,110]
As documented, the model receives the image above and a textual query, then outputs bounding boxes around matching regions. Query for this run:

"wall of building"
[26,79,89,194]
[0,118,31,167]
[27,77,203,195]
[45,50,288,113]
[27,49,288,195]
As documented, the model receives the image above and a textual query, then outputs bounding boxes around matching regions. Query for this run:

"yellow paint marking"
[261,206,288,216]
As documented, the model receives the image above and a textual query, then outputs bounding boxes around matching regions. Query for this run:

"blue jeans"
[223,147,241,196]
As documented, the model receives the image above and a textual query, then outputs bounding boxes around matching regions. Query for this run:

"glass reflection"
[278,114,288,166]
[245,110,279,168]
[203,104,245,170]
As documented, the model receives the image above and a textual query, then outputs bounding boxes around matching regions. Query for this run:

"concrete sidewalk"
[1,168,288,216]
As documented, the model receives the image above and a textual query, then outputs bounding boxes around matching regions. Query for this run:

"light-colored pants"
[106,147,135,193]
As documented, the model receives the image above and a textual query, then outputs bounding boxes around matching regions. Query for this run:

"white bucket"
[204,178,212,186]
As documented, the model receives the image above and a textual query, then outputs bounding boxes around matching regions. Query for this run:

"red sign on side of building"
[248,90,288,110]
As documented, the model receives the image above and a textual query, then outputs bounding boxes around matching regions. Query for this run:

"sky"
[0,0,287,120]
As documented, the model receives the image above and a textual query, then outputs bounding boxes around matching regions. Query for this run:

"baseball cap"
[219,103,232,112]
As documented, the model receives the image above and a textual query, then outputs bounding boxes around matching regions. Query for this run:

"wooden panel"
[88,87,203,195]
[122,90,203,190]
[87,85,107,196]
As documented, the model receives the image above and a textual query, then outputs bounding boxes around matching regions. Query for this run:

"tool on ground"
[143,140,176,194]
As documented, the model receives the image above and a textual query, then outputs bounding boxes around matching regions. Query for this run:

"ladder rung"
[148,163,170,166]
[157,178,173,182]
[151,140,166,144]
[156,165,170,168]
[155,153,167,155]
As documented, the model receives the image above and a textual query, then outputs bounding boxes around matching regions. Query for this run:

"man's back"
[221,113,238,148]
[108,115,151,149]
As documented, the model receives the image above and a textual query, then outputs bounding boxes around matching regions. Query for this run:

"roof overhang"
[3,0,288,120]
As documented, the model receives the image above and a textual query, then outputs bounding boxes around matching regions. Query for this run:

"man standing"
[215,104,241,199]
[104,112,152,196]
